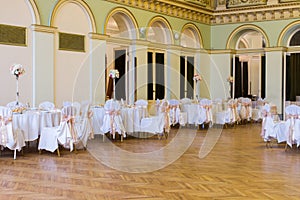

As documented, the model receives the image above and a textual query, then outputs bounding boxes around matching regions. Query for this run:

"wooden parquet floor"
[1,123,300,199]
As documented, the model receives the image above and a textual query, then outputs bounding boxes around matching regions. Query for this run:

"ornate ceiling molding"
[106,0,300,25]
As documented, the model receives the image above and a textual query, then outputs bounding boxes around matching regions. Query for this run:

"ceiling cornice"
[106,0,300,25]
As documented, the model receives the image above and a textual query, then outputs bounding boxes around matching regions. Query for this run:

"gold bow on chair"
[0,116,12,146]
[106,109,121,139]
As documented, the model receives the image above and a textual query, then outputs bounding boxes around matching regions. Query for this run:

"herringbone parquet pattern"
[0,123,300,199]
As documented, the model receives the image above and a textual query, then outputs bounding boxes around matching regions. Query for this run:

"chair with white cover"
[199,98,213,126]
[283,105,300,150]
[213,98,229,126]
[0,106,25,159]
[134,99,148,133]
[158,99,171,138]
[62,101,81,122]
[227,99,238,126]
[38,105,79,156]
[260,104,276,148]
[168,99,181,126]
[180,98,192,105]
[100,99,126,141]
[140,99,168,139]
[39,101,55,111]
[240,97,252,123]
[76,101,94,149]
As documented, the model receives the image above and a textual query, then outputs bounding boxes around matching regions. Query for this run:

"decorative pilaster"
[31,25,57,107]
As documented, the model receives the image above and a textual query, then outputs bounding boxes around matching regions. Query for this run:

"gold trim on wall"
[31,24,57,33]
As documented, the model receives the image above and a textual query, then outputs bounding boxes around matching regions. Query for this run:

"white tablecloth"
[13,109,61,142]
[181,104,206,125]
[91,106,151,135]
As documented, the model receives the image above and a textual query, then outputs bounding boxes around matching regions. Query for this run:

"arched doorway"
[146,18,172,100]
[180,25,202,99]
[286,29,300,101]
[233,31,266,99]
[105,10,137,101]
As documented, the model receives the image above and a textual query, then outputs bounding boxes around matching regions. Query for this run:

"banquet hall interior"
[1,0,300,199]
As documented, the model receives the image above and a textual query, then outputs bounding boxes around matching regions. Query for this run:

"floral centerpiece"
[109,69,119,79]
[227,76,234,83]
[10,64,25,78]
[109,69,119,100]
[193,74,202,81]
[10,64,25,106]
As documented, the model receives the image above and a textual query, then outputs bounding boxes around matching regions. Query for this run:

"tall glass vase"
[16,75,19,106]
[113,78,116,100]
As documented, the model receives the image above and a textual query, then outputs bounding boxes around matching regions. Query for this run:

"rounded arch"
[278,20,300,47]
[27,0,41,24]
[180,23,203,48]
[104,7,139,39]
[50,0,96,32]
[146,16,173,45]
[226,24,270,49]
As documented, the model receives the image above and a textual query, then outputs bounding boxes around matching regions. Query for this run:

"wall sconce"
[140,27,146,37]
[174,32,180,40]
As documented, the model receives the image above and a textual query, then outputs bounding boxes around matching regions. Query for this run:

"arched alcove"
[228,26,267,99]
[51,1,92,106]
[147,17,173,45]
[104,9,138,101]
[180,24,202,48]
[285,28,300,101]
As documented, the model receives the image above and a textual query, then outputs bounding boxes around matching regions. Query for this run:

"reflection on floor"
[1,123,300,199]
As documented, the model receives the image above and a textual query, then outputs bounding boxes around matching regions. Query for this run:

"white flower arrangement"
[10,64,25,77]
[109,69,119,79]
[193,74,202,81]
[227,76,234,83]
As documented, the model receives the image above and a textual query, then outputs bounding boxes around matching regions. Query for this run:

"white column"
[135,40,149,100]
[166,49,171,100]
[128,44,136,105]
[89,33,108,105]
[31,25,56,107]
[265,48,284,115]
[167,47,181,99]
[195,51,201,99]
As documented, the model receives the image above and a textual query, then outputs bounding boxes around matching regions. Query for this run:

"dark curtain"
[114,50,126,100]
[155,53,165,100]
[234,57,242,98]
[106,77,113,99]
[134,57,137,102]
[230,58,233,98]
[187,56,194,99]
[234,57,248,98]
[180,56,185,99]
[242,62,248,97]
[286,53,300,101]
[261,55,266,99]
[147,52,153,100]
